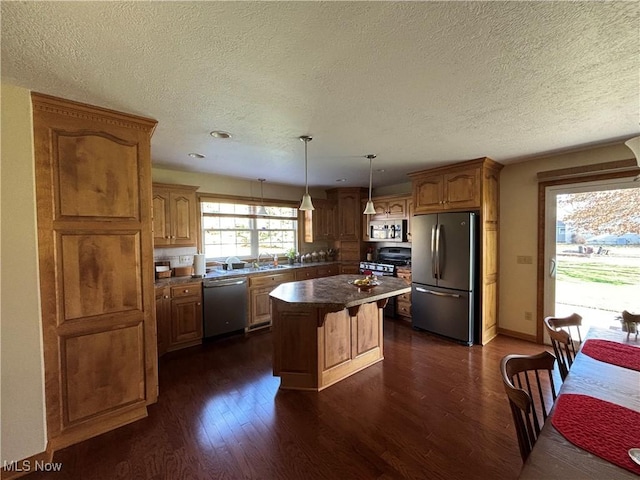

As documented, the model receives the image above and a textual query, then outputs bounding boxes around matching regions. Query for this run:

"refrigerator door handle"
[431,225,437,278]
[435,223,441,279]
[415,287,461,298]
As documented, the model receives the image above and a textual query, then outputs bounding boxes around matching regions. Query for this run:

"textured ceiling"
[2,1,638,188]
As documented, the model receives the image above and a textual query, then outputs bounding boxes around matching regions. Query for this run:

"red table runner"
[551,394,640,475]
[581,339,640,371]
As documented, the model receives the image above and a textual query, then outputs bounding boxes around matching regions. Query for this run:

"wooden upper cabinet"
[371,196,407,220]
[152,183,198,247]
[410,164,481,214]
[304,198,336,243]
[31,93,158,452]
[444,168,481,209]
[332,188,366,241]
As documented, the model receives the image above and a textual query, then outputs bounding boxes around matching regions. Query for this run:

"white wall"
[0,84,47,462]
[499,144,634,336]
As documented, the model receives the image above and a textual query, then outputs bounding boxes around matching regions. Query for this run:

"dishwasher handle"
[203,278,247,288]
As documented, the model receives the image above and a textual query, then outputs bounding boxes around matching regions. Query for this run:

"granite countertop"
[269,274,411,310]
[154,261,342,287]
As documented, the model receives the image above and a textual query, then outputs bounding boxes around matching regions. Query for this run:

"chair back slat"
[501,351,558,462]
[544,314,582,381]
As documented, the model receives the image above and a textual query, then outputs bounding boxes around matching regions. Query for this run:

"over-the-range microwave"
[369,219,408,242]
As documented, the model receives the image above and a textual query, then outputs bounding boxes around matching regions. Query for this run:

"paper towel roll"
[193,254,206,277]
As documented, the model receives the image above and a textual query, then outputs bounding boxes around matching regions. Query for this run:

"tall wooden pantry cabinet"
[32,93,158,451]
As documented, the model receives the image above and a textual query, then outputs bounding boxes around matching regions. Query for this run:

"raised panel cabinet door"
[325,201,337,239]
[372,200,388,219]
[386,199,406,217]
[338,192,361,240]
[170,295,203,345]
[32,93,157,451]
[170,192,196,246]
[414,175,444,213]
[444,168,480,209]
[152,191,170,246]
[250,287,272,327]
[155,287,170,356]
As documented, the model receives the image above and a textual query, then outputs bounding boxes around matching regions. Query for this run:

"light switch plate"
[179,255,192,264]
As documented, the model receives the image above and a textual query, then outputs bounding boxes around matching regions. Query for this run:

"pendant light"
[625,136,640,181]
[299,135,315,211]
[363,154,377,215]
[257,178,267,215]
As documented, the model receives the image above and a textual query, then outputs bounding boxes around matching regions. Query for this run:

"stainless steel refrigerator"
[411,212,477,345]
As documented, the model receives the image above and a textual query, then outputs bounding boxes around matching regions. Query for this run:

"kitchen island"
[270,274,411,391]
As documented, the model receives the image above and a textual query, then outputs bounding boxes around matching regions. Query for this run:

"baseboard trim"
[498,327,538,343]
[1,444,53,480]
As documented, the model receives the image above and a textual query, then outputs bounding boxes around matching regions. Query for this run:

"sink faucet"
[254,251,270,268]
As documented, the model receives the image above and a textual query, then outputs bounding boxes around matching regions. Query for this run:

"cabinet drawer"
[397,292,411,303]
[295,267,318,281]
[396,300,411,318]
[396,270,412,283]
[317,264,339,277]
[170,282,202,298]
[249,272,295,288]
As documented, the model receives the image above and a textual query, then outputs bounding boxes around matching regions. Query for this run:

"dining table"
[519,327,640,479]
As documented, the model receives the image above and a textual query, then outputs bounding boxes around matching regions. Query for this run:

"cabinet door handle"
[184,289,189,293]
[196,302,201,306]
[164,295,169,299]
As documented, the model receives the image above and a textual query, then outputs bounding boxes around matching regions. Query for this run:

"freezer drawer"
[411,283,474,345]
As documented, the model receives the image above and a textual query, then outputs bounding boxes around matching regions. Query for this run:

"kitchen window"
[201,200,298,261]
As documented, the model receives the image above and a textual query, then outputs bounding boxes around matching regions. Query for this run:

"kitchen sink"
[256,265,288,270]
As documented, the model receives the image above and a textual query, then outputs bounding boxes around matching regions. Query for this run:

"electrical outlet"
[524,311,533,321]
[517,255,533,265]
[179,255,192,264]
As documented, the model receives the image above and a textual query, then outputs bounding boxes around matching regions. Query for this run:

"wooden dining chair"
[622,310,640,340]
[543,313,582,381]
[500,351,558,462]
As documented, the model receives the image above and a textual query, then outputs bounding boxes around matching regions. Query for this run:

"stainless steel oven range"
[359,246,411,318]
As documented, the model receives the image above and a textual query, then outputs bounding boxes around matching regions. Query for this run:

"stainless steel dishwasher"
[203,277,248,338]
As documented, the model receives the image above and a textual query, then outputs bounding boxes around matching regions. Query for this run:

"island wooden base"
[272,299,387,391]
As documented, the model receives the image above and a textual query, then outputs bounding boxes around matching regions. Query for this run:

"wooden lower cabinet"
[295,266,318,281]
[340,263,360,274]
[248,272,295,330]
[317,264,339,277]
[167,282,203,351]
[396,267,412,320]
[155,286,171,356]
[272,300,385,391]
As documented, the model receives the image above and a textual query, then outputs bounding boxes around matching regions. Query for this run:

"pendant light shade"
[625,135,640,167]
[363,154,377,215]
[257,178,267,215]
[299,135,315,211]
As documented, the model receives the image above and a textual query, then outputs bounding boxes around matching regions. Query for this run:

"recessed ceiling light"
[210,130,232,139]
[188,153,205,159]
[336,178,347,182]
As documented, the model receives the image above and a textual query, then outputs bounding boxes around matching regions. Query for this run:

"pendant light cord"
[368,156,373,201]
[304,139,309,194]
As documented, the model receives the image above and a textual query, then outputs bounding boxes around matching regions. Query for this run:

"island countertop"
[269,274,410,311]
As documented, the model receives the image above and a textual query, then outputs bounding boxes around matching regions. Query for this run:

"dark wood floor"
[28,319,554,480]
